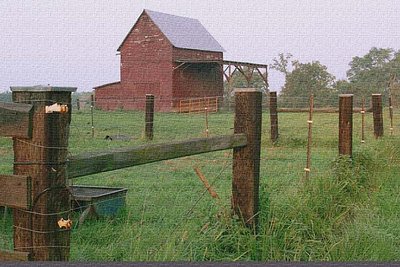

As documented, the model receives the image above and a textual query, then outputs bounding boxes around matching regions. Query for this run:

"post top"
[234,88,262,94]
[10,85,77,93]
[372,93,382,96]
[339,94,354,97]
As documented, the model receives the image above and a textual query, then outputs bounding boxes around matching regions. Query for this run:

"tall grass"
[1,108,399,261]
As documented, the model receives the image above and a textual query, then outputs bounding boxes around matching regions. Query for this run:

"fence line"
[0,91,396,262]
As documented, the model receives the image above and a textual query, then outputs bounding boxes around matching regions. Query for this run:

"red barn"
[94,9,226,112]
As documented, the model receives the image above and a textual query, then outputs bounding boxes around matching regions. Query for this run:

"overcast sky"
[0,0,399,92]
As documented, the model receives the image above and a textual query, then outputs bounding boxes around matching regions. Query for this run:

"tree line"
[225,47,400,108]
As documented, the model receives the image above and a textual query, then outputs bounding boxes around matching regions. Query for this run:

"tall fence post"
[361,97,365,143]
[269,91,278,142]
[339,94,353,156]
[145,94,154,141]
[204,107,209,137]
[90,94,94,138]
[76,98,80,111]
[232,89,262,230]
[389,96,394,135]
[372,94,383,138]
[304,94,314,180]
[10,85,76,261]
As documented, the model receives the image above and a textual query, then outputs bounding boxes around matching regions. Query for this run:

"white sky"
[0,0,399,92]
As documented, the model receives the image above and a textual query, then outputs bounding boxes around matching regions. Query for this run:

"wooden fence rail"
[67,134,247,179]
[1,88,262,261]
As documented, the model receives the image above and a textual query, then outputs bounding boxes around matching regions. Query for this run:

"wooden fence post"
[304,94,314,180]
[372,94,383,138]
[361,97,365,143]
[90,94,94,138]
[339,94,353,156]
[204,107,209,137]
[145,94,154,141]
[389,96,394,135]
[269,91,278,142]
[76,98,80,111]
[10,85,76,261]
[232,89,262,229]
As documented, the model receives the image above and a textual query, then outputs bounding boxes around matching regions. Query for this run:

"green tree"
[0,91,12,102]
[279,61,336,107]
[270,53,294,76]
[346,47,400,100]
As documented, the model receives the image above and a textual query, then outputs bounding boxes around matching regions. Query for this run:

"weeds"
[0,110,399,261]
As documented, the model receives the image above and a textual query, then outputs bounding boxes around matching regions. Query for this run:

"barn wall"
[119,12,173,111]
[94,83,123,110]
[172,48,223,61]
[172,48,223,109]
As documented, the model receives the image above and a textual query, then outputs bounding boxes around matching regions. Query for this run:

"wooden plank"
[0,250,30,261]
[0,175,31,209]
[0,102,33,138]
[67,134,247,179]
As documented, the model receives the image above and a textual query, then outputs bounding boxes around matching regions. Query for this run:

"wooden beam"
[0,175,31,209]
[255,67,269,86]
[223,60,268,69]
[0,250,30,261]
[0,102,33,138]
[67,134,247,179]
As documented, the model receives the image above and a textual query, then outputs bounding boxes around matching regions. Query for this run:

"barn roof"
[118,9,225,53]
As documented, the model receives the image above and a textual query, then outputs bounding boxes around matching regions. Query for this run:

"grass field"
[1,107,400,261]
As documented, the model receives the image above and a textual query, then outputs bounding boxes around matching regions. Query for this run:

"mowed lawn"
[1,108,400,261]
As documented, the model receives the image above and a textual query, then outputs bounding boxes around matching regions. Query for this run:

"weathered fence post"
[145,94,154,141]
[10,85,76,261]
[372,94,383,138]
[361,97,365,143]
[204,107,209,137]
[269,91,278,142]
[90,94,95,138]
[76,98,80,111]
[389,96,394,135]
[304,94,314,180]
[232,89,262,229]
[339,94,353,156]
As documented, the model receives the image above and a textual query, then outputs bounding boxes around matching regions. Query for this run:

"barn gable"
[118,9,225,53]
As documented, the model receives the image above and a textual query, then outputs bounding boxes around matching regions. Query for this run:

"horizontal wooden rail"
[67,134,247,179]
[0,175,31,209]
[277,107,371,113]
[0,250,30,261]
[0,101,33,138]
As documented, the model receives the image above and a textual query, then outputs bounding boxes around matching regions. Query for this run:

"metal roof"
[118,10,225,53]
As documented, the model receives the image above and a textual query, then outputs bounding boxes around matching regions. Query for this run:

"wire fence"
[1,93,400,261]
